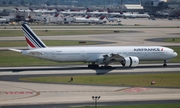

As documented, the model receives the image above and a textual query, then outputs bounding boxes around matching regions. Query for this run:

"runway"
[0,63,180,76]
[0,19,180,107]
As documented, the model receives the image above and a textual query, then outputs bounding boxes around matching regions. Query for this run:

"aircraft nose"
[173,52,178,57]
[175,52,178,57]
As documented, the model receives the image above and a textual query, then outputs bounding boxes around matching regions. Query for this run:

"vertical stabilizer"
[22,24,47,49]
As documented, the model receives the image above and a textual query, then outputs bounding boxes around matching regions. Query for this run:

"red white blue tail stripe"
[22,24,46,49]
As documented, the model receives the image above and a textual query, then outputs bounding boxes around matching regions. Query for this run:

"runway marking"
[125,87,151,93]
[3,91,34,94]
[0,84,40,102]
[39,91,115,93]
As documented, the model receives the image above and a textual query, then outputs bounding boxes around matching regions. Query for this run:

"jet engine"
[121,56,139,67]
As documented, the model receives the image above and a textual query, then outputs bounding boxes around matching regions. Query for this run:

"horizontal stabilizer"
[9,49,22,52]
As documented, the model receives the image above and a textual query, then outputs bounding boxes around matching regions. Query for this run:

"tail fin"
[54,14,59,17]
[55,8,60,12]
[99,16,105,20]
[29,8,33,11]
[15,8,19,10]
[119,11,123,14]
[86,15,91,19]
[107,8,111,13]
[86,8,91,12]
[22,24,47,49]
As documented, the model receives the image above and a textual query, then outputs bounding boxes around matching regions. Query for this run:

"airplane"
[0,16,7,23]
[9,24,177,68]
[61,11,85,16]
[107,8,122,17]
[106,17,121,22]
[120,12,150,18]
[15,8,56,14]
[15,8,31,12]
[73,15,90,22]
[86,8,108,16]
[56,8,85,16]
[74,16,105,24]
[31,8,56,14]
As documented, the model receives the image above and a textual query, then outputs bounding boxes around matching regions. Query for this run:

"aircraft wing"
[102,53,124,64]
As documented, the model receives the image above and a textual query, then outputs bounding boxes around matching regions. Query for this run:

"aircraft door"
[51,51,56,58]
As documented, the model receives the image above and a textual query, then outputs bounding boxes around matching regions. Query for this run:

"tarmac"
[0,18,180,107]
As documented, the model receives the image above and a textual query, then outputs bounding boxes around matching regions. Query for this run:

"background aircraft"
[107,8,122,17]
[86,8,108,16]
[56,8,85,16]
[106,17,121,22]
[74,16,106,24]
[120,12,150,18]
[0,16,7,23]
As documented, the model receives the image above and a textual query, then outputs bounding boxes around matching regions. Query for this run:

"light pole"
[92,96,100,108]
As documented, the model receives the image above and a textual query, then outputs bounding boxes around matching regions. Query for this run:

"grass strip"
[0,40,97,47]
[20,73,180,87]
[164,38,180,43]
[0,30,125,37]
[71,103,180,108]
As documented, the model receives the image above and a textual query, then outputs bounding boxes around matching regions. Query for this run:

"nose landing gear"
[163,60,167,67]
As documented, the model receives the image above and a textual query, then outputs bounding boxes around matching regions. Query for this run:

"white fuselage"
[107,18,121,22]
[0,17,7,23]
[61,11,85,15]
[86,11,107,16]
[123,13,150,18]
[108,12,122,17]
[74,17,101,23]
[22,46,177,63]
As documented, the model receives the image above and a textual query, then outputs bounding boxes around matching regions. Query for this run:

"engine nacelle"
[121,56,139,67]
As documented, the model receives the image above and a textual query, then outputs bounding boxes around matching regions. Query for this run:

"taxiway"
[0,63,180,76]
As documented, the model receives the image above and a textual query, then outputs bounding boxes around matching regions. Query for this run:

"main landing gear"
[100,65,112,69]
[88,62,112,69]
[163,60,167,67]
[88,62,99,68]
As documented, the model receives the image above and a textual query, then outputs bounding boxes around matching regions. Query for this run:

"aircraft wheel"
[163,63,167,67]
[88,64,99,68]
[101,66,112,69]
[163,60,167,67]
